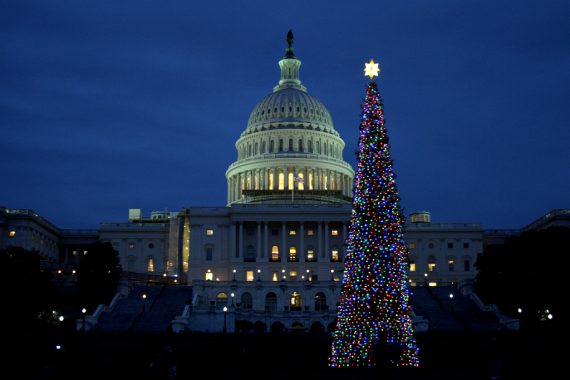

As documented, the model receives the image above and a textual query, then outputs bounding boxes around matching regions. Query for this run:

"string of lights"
[330,66,420,368]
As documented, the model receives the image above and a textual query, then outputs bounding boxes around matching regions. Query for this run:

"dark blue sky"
[1,0,568,229]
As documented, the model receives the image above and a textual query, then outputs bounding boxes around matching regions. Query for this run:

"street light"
[230,293,235,307]
[330,269,335,281]
[81,308,87,333]
[232,269,236,281]
[257,269,261,281]
[223,306,228,333]
[142,293,147,313]
[449,293,454,313]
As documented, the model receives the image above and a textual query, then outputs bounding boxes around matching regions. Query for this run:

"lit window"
[271,245,280,261]
[278,173,285,190]
[289,229,297,236]
[410,262,416,272]
[246,270,254,282]
[289,246,297,262]
[129,243,135,249]
[269,172,274,189]
[307,229,314,236]
[290,271,297,281]
[331,229,339,236]
[428,282,438,287]
[408,243,415,249]
[306,249,315,262]
[290,292,302,308]
[272,271,278,282]
[448,259,455,272]
[147,257,154,273]
[83,250,88,256]
[72,250,77,256]
[297,173,304,190]
[206,229,214,236]
[8,231,16,238]
[428,263,436,272]
[331,249,339,262]
[205,269,213,281]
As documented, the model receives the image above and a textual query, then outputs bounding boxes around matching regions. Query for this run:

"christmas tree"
[330,60,420,368]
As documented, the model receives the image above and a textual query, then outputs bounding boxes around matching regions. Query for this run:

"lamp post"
[330,269,335,281]
[223,306,228,333]
[449,293,454,313]
[142,293,147,313]
[232,269,236,281]
[81,308,87,333]
[230,293,235,307]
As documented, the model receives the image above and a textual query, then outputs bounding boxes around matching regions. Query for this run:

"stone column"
[264,222,269,259]
[324,222,330,260]
[281,222,287,262]
[257,222,262,259]
[230,222,237,259]
[300,222,305,262]
[318,222,323,259]
[238,222,243,259]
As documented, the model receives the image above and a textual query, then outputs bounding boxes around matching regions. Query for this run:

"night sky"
[1,0,568,229]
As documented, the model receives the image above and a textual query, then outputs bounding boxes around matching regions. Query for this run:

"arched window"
[288,172,294,189]
[331,247,340,262]
[428,255,437,272]
[271,245,280,262]
[278,172,285,190]
[147,256,155,273]
[463,256,471,272]
[447,256,456,272]
[409,256,417,272]
[254,142,258,155]
[248,144,252,157]
[268,172,274,189]
[261,141,266,153]
[241,292,253,310]
[270,140,274,153]
[265,292,277,312]
[205,246,213,261]
[216,292,228,307]
[316,141,321,154]
[288,138,293,151]
[279,139,283,152]
[315,292,327,311]
[308,139,313,153]
[288,246,297,262]
[306,246,316,262]
[298,139,303,152]
[245,245,256,262]
[290,292,302,310]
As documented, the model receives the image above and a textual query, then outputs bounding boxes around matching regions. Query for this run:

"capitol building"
[1,34,489,333]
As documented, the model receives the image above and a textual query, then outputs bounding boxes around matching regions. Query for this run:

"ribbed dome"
[244,88,337,136]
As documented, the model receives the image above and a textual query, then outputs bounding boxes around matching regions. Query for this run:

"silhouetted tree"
[77,241,121,308]
[0,247,53,326]
[475,226,569,327]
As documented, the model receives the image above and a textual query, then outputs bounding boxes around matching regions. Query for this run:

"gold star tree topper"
[364,59,380,79]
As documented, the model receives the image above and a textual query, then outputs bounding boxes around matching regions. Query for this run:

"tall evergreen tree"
[330,63,420,368]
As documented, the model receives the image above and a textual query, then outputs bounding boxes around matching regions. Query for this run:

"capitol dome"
[226,32,354,205]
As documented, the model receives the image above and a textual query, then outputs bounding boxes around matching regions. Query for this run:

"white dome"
[225,33,354,206]
[244,87,337,136]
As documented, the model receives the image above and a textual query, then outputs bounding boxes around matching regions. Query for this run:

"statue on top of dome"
[285,29,295,59]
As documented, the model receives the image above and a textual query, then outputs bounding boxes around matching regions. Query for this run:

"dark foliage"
[77,241,122,308]
[0,247,53,325]
[475,227,569,327]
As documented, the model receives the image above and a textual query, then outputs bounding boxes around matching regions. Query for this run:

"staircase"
[97,285,192,333]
